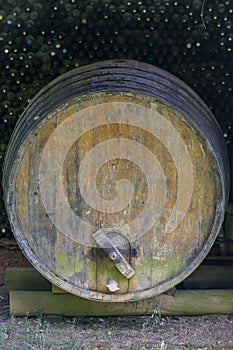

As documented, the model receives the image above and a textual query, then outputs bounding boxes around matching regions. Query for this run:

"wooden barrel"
[3,60,230,302]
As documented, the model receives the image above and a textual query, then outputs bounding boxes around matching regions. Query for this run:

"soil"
[0,240,232,350]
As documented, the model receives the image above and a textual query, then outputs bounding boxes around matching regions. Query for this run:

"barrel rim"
[3,60,229,193]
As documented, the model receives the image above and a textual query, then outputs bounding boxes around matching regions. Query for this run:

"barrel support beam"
[10,290,233,317]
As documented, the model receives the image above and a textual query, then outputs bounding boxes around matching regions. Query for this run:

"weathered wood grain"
[4,61,229,302]
[10,94,225,301]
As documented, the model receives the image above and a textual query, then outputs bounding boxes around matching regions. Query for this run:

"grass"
[0,323,8,341]
[0,313,168,350]
[0,313,232,350]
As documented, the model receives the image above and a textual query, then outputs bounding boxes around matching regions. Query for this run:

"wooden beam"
[5,265,233,292]
[10,290,233,316]
[4,267,51,292]
[180,265,233,289]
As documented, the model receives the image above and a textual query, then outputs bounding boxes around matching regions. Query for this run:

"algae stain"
[55,250,75,277]
[74,259,83,273]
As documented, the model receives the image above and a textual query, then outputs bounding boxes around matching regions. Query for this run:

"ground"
[0,241,232,350]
